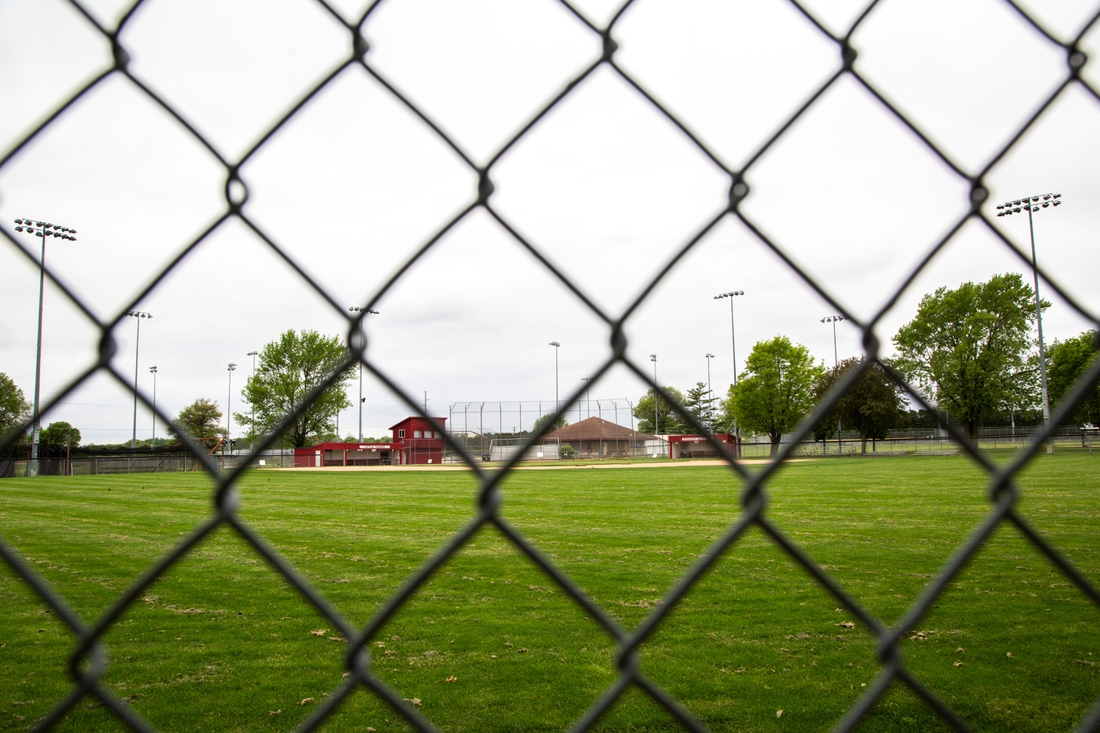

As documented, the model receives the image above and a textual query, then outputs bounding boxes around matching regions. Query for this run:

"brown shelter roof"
[544,417,654,442]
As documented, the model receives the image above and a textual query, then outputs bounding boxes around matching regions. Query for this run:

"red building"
[292,416,448,467]
[293,441,401,467]
[389,416,447,465]
[667,434,739,459]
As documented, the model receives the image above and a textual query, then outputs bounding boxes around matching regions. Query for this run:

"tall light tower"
[580,377,592,419]
[713,291,744,385]
[820,315,846,368]
[13,219,77,476]
[705,353,715,429]
[821,314,846,452]
[149,365,158,453]
[996,192,1062,454]
[549,342,560,413]
[246,350,258,449]
[650,354,658,435]
[226,363,237,451]
[715,291,743,453]
[126,310,152,471]
[348,307,379,441]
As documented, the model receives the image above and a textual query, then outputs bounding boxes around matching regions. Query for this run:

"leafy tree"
[684,382,717,429]
[632,387,687,435]
[0,372,30,439]
[814,358,906,454]
[897,409,938,430]
[236,330,354,448]
[811,416,836,446]
[42,421,81,447]
[724,336,824,455]
[170,398,223,450]
[892,273,1045,440]
[532,412,567,434]
[1047,330,1100,426]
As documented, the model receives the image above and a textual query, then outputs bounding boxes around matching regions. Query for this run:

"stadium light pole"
[549,342,560,413]
[714,291,744,385]
[820,315,846,368]
[821,314,846,452]
[227,363,237,453]
[149,365,158,453]
[349,307,379,441]
[705,353,715,430]
[126,311,152,472]
[650,354,658,435]
[581,377,592,419]
[246,350,258,449]
[996,192,1062,454]
[13,219,77,476]
[714,291,743,452]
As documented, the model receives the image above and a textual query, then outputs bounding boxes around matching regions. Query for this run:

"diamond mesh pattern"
[3,1,1100,731]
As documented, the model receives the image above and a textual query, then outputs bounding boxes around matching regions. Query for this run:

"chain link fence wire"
[3,0,1100,730]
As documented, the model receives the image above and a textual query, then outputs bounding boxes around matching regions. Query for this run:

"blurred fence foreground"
[3,2,1100,732]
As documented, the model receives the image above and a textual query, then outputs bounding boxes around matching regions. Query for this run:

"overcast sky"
[2,0,1099,444]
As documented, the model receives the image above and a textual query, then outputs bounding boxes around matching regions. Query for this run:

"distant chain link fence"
[447,399,636,435]
[4,1,1100,731]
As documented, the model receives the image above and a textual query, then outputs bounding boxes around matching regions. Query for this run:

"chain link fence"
[3,0,1100,731]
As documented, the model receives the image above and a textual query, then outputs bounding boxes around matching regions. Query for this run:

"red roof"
[295,441,400,453]
[543,417,654,441]
[389,416,447,431]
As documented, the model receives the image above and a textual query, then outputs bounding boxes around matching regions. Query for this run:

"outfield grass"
[1,455,1099,732]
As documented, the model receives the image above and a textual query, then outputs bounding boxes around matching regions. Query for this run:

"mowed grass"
[1,454,1099,732]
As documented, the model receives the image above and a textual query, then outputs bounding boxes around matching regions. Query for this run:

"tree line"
[631,273,1100,455]
[3,274,1097,453]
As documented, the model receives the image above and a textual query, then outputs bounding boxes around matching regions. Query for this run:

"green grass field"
[2,454,1099,732]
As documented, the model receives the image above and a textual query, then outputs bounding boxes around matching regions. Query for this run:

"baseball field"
[2,453,1098,732]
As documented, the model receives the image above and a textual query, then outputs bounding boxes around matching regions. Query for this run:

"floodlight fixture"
[705,353,715,428]
[246,351,259,448]
[820,314,849,451]
[820,315,847,367]
[347,308,380,440]
[125,310,153,471]
[549,342,560,412]
[996,190,1065,453]
[14,218,78,476]
[649,354,658,435]
[714,290,744,387]
[226,363,238,450]
[149,366,158,453]
[580,377,593,419]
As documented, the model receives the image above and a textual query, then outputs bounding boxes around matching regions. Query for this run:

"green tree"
[1047,330,1100,426]
[237,330,354,448]
[684,382,717,429]
[170,398,224,450]
[632,387,687,435]
[532,412,567,434]
[42,421,81,447]
[814,358,906,454]
[0,372,31,440]
[724,336,824,455]
[892,273,1044,440]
